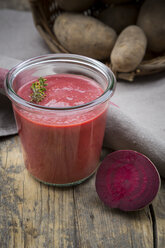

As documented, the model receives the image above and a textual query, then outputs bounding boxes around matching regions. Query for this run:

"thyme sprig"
[30,77,48,103]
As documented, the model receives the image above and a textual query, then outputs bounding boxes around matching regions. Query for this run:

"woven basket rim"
[28,0,165,81]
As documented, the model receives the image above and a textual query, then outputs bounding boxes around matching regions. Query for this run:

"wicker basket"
[28,0,165,81]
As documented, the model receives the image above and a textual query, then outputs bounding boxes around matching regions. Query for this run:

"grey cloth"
[0,56,21,70]
[0,9,50,135]
[0,10,165,178]
[0,55,21,136]
[104,72,165,178]
[0,93,17,136]
[0,9,49,60]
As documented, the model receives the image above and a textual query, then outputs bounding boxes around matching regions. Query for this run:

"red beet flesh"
[96,150,160,211]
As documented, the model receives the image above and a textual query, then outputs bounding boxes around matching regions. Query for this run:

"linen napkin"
[0,9,50,135]
[0,9,49,60]
[104,73,165,178]
[0,9,165,178]
[0,56,21,136]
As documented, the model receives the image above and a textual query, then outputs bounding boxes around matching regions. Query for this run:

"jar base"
[28,167,98,187]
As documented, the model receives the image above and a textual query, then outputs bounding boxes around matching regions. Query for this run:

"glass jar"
[5,54,116,186]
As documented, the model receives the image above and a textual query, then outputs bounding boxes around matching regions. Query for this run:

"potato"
[111,25,147,72]
[137,0,165,53]
[54,13,117,60]
[55,0,96,11]
[102,0,132,4]
[98,4,139,34]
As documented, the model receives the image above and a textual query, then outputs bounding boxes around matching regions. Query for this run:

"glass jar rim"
[5,54,116,111]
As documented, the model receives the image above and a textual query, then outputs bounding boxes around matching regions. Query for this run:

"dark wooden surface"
[0,135,164,248]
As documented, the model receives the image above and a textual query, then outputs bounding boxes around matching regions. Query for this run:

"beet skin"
[95,150,160,211]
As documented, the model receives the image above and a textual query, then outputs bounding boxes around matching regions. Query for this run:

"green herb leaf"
[30,77,48,103]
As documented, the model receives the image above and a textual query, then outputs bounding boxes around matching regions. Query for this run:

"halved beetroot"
[95,150,160,211]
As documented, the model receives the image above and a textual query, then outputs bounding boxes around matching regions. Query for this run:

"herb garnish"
[30,77,48,103]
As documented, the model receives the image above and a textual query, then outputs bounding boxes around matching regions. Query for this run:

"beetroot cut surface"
[95,150,160,211]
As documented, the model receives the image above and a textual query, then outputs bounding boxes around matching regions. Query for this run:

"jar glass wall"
[5,54,116,186]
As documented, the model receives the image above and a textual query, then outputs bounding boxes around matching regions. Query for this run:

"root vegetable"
[95,150,160,211]
[110,25,147,72]
[98,4,139,34]
[137,0,165,53]
[102,0,132,4]
[55,0,96,12]
[54,13,117,60]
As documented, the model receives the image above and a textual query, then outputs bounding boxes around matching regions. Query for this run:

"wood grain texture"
[154,179,165,248]
[0,136,156,248]
[73,178,154,248]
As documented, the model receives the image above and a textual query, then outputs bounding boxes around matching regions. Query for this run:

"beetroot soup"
[5,54,116,186]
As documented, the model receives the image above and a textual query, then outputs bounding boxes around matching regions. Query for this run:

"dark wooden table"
[0,135,164,248]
